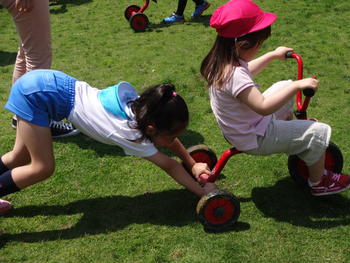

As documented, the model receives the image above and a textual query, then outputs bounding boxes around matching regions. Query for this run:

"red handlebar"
[285,52,313,114]
[198,148,240,184]
[285,52,304,80]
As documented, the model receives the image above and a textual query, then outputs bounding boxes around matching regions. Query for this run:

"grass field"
[1,0,350,262]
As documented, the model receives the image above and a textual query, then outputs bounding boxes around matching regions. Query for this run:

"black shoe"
[11,116,17,129]
[49,120,80,138]
[11,117,79,138]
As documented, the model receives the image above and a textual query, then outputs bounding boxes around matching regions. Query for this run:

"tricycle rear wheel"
[124,5,141,20]
[288,141,343,187]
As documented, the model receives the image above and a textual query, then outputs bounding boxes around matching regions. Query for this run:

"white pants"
[246,80,331,166]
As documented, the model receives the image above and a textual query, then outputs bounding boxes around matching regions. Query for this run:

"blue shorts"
[5,70,76,127]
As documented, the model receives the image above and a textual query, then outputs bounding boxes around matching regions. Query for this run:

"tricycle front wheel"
[197,189,240,231]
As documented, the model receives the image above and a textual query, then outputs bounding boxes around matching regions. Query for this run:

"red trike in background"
[124,0,156,32]
[189,52,344,231]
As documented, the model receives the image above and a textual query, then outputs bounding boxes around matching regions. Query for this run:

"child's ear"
[235,41,245,51]
[145,125,157,136]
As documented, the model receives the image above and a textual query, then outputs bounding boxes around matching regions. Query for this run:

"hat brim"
[245,12,277,37]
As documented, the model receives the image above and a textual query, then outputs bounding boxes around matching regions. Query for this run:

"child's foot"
[191,1,210,18]
[310,171,350,196]
[49,120,80,138]
[12,116,79,139]
[0,199,12,214]
[162,13,185,23]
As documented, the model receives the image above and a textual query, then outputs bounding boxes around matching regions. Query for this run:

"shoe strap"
[50,120,74,130]
[330,172,341,182]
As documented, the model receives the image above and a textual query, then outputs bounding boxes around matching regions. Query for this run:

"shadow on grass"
[0,51,17,66]
[252,177,350,229]
[56,133,127,157]
[204,221,251,234]
[49,0,92,14]
[144,15,211,33]
[0,189,249,247]
[179,129,206,148]
[57,129,206,157]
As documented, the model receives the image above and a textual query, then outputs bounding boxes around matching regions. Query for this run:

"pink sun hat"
[210,0,277,38]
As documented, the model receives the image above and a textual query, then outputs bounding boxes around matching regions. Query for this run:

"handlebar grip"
[285,51,294,58]
[303,88,315,97]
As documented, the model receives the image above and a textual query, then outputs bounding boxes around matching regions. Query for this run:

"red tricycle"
[124,0,157,32]
[188,52,344,231]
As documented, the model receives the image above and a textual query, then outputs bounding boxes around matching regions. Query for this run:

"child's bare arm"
[167,138,211,178]
[238,78,319,116]
[144,151,216,196]
[248,46,293,76]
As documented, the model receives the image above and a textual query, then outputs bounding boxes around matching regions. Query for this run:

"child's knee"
[32,161,55,180]
[298,122,331,165]
[41,163,55,179]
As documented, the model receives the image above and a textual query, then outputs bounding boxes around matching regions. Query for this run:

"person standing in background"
[0,0,79,138]
[162,0,210,23]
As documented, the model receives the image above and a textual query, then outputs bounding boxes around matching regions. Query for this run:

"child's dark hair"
[236,26,271,50]
[201,26,271,89]
[130,83,189,141]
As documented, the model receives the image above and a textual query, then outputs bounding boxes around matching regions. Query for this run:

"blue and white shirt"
[68,81,158,157]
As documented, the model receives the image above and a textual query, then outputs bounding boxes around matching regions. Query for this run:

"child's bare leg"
[307,152,325,183]
[11,118,55,189]
[1,123,31,170]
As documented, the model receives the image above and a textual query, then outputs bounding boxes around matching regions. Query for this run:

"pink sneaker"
[311,171,350,196]
[0,199,12,214]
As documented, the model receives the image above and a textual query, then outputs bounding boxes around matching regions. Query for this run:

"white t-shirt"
[209,60,271,151]
[68,81,158,157]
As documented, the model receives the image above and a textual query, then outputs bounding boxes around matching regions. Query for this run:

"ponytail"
[131,83,189,140]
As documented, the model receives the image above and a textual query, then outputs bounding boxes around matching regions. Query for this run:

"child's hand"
[15,0,33,13]
[295,78,319,92]
[273,46,294,60]
[191,162,211,179]
[202,182,217,195]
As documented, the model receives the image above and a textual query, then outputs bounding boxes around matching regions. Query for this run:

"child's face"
[151,128,185,147]
[238,43,261,61]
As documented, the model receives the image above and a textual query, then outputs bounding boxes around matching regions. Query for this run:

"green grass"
[1,0,350,262]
